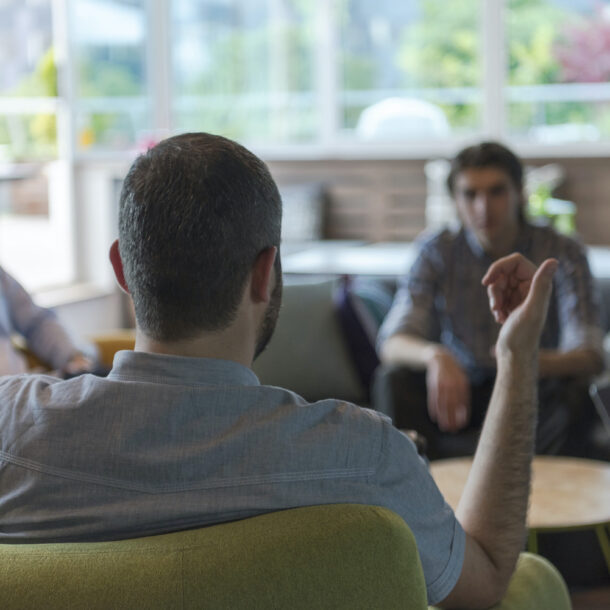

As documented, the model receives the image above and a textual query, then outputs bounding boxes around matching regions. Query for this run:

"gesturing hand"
[481,253,558,356]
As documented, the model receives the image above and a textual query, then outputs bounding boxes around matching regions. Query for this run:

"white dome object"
[356,97,451,141]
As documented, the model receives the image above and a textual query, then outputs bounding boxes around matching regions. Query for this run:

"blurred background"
[1,0,610,300]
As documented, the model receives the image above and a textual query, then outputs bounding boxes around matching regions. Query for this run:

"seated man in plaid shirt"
[376,141,604,459]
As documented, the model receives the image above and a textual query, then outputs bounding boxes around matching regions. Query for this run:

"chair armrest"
[429,552,571,610]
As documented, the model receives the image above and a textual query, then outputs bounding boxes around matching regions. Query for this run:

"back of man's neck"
[134,328,254,369]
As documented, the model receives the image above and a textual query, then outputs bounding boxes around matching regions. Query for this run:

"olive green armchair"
[0,504,570,610]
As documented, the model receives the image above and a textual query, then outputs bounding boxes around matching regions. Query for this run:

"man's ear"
[250,246,277,304]
[109,239,130,294]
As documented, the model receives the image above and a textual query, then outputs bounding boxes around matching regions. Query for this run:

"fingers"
[527,258,558,304]
[520,258,558,323]
[481,252,537,287]
[487,274,508,323]
[495,257,558,356]
[483,254,557,324]
[427,380,439,424]
[427,351,471,433]
[428,375,470,432]
[64,354,95,374]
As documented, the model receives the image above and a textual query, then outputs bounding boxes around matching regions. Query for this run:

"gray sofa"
[254,280,369,406]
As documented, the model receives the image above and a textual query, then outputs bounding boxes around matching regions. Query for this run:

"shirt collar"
[463,226,488,259]
[108,350,261,387]
[462,220,533,261]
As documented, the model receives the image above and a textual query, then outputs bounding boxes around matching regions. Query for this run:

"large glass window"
[172,0,317,143]
[71,0,150,152]
[4,0,610,290]
[339,0,482,142]
[0,0,56,161]
[0,0,73,289]
[507,0,610,144]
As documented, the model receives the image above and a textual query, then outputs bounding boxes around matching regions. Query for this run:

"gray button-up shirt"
[378,223,604,382]
[0,351,464,604]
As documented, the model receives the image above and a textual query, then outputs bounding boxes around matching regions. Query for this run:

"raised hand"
[481,253,558,356]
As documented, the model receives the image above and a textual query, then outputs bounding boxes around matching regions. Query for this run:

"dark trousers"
[372,364,594,460]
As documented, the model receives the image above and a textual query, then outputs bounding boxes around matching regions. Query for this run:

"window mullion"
[51,0,77,282]
[482,0,506,139]
[315,0,339,145]
[54,0,75,161]
[147,0,172,136]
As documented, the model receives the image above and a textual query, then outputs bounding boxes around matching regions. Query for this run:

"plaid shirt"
[378,223,604,382]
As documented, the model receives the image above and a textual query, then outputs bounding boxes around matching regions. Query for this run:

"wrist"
[425,345,453,366]
[496,346,538,377]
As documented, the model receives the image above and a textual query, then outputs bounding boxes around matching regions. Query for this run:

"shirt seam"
[0,451,375,494]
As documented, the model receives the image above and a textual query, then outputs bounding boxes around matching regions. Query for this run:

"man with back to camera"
[0,132,558,608]
[375,141,604,460]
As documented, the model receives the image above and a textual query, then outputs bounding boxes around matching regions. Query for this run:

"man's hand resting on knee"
[426,348,471,432]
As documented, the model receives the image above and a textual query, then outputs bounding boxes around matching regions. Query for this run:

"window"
[338,1,482,141]
[0,0,57,160]
[507,0,610,144]
[172,0,317,143]
[0,0,73,289]
[71,0,150,152]
[3,0,610,289]
[167,0,610,151]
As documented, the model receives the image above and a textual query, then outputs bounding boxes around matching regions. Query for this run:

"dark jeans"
[372,364,594,460]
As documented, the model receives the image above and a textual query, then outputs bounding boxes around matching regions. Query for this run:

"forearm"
[28,316,82,370]
[379,333,448,370]
[452,351,537,606]
[439,254,557,609]
[538,347,604,378]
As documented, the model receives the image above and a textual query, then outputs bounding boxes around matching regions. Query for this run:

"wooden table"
[430,456,610,572]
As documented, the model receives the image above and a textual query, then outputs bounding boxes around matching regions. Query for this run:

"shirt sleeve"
[0,268,95,370]
[554,241,604,355]
[377,241,441,351]
[373,422,465,605]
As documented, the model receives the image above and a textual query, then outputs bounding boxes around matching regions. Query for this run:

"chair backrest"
[0,504,427,610]
[89,329,136,367]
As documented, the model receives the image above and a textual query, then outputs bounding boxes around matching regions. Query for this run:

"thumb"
[524,258,558,314]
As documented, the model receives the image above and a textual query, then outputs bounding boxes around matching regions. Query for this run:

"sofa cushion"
[333,276,394,399]
[253,280,366,405]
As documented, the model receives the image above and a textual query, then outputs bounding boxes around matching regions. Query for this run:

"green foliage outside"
[397,0,610,137]
[1,43,147,159]
[4,0,610,157]
[506,0,588,135]
[396,1,481,131]
[0,48,57,160]
[177,6,317,143]
[76,48,146,148]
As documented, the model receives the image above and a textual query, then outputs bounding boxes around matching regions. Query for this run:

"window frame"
[3,0,610,294]
[64,0,610,162]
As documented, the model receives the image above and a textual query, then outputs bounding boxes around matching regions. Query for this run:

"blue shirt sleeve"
[377,239,442,350]
[554,241,604,354]
[0,267,95,370]
[373,421,465,605]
